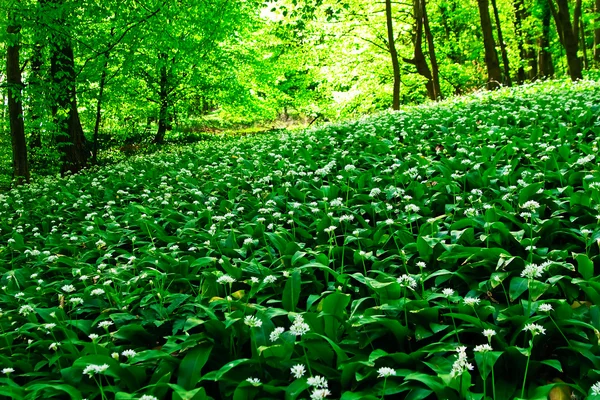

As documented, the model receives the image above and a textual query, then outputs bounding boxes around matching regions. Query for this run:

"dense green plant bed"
[1,79,600,400]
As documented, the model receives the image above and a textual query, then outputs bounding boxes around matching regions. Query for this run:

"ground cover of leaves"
[1,79,600,400]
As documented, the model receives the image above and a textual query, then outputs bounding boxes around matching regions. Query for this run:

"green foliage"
[1,79,600,399]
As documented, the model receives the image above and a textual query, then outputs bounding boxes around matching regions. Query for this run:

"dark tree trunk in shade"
[92,56,108,164]
[43,0,88,174]
[7,21,30,185]
[30,43,43,149]
[580,18,588,69]
[491,0,512,86]
[385,0,401,110]
[538,0,555,77]
[423,0,442,100]
[513,0,527,83]
[547,0,583,80]
[404,0,436,100]
[154,53,170,144]
[477,0,503,89]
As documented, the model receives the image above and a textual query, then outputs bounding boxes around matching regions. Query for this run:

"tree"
[547,0,583,80]
[490,0,512,86]
[477,0,503,89]
[595,0,600,64]
[6,4,29,184]
[538,0,555,77]
[41,0,89,174]
[385,0,401,109]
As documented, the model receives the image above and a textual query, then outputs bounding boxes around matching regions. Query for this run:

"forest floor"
[1,78,600,400]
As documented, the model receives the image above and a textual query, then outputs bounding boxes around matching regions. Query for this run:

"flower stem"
[521,340,533,399]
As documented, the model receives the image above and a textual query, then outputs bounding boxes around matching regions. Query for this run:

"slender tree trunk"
[404,0,435,100]
[385,0,401,109]
[514,0,527,83]
[548,0,583,80]
[477,0,503,89]
[29,43,43,149]
[595,0,600,63]
[423,0,442,100]
[7,19,30,184]
[491,0,512,86]
[92,56,108,164]
[538,0,555,77]
[154,53,169,144]
[581,18,588,69]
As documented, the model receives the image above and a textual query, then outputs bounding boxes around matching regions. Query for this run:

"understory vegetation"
[1,79,600,399]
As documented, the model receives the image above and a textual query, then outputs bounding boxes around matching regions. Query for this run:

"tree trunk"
[513,0,527,83]
[92,56,108,164]
[548,0,583,80]
[477,0,503,89]
[581,17,588,69]
[44,0,88,174]
[153,53,169,144]
[7,20,30,185]
[423,0,442,100]
[404,0,435,100]
[491,0,512,86]
[29,43,43,149]
[595,0,600,64]
[538,0,555,77]
[385,0,401,110]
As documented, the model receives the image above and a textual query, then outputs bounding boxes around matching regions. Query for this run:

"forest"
[2,0,600,400]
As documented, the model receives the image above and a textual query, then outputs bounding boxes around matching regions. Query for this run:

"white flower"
[307,375,328,388]
[244,315,263,328]
[521,263,545,279]
[538,303,553,313]
[463,297,480,306]
[310,389,331,400]
[98,321,113,329]
[217,274,236,285]
[62,285,76,293]
[483,329,496,340]
[112,352,119,360]
[450,346,474,378]
[19,305,34,316]
[521,200,540,211]
[264,275,277,284]
[377,367,396,378]
[369,188,381,197]
[591,381,600,396]
[269,327,285,342]
[43,323,56,330]
[139,396,159,400]
[474,344,493,353]
[89,334,99,340]
[442,288,455,297]
[83,364,110,377]
[416,261,427,269]
[396,274,417,289]
[246,377,261,386]
[290,364,306,379]
[385,219,394,225]
[405,204,420,213]
[49,342,60,351]
[122,349,137,358]
[523,323,546,336]
[250,277,260,284]
[324,226,337,234]
[90,288,105,296]
[69,297,84,305]
[290,315,310,336]
[2,368,15,374]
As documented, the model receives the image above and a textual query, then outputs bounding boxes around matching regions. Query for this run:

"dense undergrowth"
[1,79,600,400]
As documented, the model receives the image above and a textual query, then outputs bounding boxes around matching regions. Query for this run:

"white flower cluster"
[83,363,109,377]
[450,346,474,378]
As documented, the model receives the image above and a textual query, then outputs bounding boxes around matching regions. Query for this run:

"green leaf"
[321,292,350,340]
[177,342,213,390]
[539,359,562,372]
[168,384,207,400]
[509,277,529,302]
[201,359,251,381]
[575,253,594,280]
[282,270,301,312]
